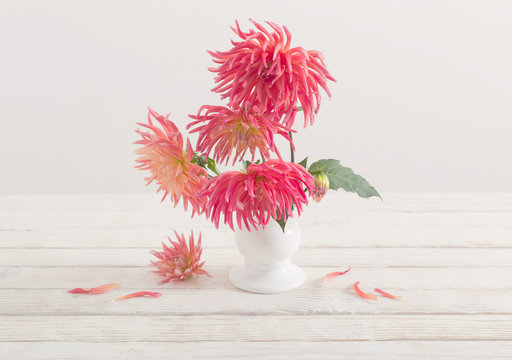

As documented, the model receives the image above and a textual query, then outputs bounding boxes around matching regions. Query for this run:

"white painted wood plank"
[2,224,510,248]
[2,209,509,234]
[1,247,511,267]
[2,341,512,360]
[2,193,510,249]
[1,194,510,232]
[2,193,511,354]
[2,266,510,290]
[2,288,511,315]
[2,193,511,212]
[1,315,511,341]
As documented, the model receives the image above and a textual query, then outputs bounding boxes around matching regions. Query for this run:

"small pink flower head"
[187,105,293,165]
[150,231,210,283]
[135,108,208,216]
[312,172,330,202]
[209,19,335,128]
[202,159,314,231]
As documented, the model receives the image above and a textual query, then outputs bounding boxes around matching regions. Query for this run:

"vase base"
[229,262,305,294]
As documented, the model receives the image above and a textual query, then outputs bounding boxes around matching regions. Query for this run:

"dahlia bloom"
[312,172,330,202]
[135,108,208,216]
[150,231,210,283]
[209,19,335,128]
[202,159,315,231]
[187,105,292,165]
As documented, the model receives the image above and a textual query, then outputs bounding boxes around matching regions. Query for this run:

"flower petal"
[322,266,351,285]
[67,282,121,295]
[150,231,210,282]
[135,109,208,216]
[353,281,378,301]
[374,288,402,300]
[187,105,292,165]
[115,291,162,301]
[202,159,314,231]
[208,20,335,128]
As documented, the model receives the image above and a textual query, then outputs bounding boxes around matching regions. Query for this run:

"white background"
[1,0,511,194]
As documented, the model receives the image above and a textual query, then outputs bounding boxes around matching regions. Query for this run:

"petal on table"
[67,282,121,295]
[323,266,351,285]
[374,288,402,300]
[353,281,378,301]
[115,291,162,301]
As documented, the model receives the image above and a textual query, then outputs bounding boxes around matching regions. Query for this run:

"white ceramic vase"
[229,217,305,293]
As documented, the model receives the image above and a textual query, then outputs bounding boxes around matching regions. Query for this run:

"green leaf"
[275,217,286,233]
[191,153,207,168]
[207,157,220,175]
[192,154,220,177]
[298,157,308,169]
[308,159,381,200]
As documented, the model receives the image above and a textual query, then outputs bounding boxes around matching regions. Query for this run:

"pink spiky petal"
[115,291,162,301]
[374,288,402,300]
[353,281,378,301]
[187,104,293,165]
[322,266,351,285]
[67,283,121,295]
[201,159,314,231]
[209,19,335,128]
[150,231,211,283]
[135,108,208,216]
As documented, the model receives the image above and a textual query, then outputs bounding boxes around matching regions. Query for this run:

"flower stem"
[289,131,295,163]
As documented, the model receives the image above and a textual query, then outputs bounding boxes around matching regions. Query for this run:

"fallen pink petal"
[323,266,351,285]
[353,281,378,301]
[115,291,162,301]
[374,288,402,300]
[67,282,121,295]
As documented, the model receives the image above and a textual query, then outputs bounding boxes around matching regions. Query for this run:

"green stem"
[289,131,294,163]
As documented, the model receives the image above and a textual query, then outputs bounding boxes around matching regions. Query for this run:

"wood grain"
[1,247,511,267]
[1,266,511,290]
[2,288,511,316]
[1,315,512,342]
[2,341,512,360]
[1,193,511,359]
[2,224,511,248]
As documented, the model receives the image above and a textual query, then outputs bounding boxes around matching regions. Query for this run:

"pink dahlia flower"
[150,231,210,283]
[187,105,292,165]
[135,108,208,216]
[209,19,335,128]
[202,159,314,231]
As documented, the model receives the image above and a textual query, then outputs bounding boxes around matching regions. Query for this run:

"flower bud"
[312,173,329,202]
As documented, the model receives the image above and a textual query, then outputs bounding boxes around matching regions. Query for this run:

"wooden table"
[1,193,511,359]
